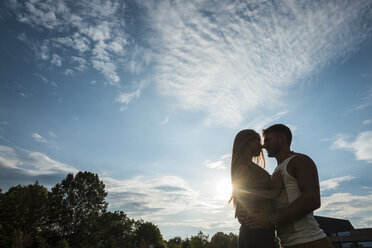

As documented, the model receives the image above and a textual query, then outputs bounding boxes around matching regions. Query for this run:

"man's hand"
[246,210,273,229]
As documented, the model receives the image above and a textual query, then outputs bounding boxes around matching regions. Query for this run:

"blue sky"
[1,0,372,240]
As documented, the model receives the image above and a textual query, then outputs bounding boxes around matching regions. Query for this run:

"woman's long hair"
[229,129,266,207]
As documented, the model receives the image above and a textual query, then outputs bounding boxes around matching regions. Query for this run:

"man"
[245,124,331,248]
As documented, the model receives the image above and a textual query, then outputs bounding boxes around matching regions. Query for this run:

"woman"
[230,129,281,248]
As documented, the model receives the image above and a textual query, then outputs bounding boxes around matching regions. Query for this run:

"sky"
[0,0,372,240]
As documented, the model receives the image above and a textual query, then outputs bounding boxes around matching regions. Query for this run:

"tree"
[0,182,48,247]
[210,232,238,248]
[168,236,183,248]
[134,219,164,248]
[227,233,238,248]
[181,237,191,248]
[95,211,136,248]
[48,171,108,247]
[190,231,209,248]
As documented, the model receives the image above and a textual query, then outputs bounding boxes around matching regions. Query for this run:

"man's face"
[263,133,281,157]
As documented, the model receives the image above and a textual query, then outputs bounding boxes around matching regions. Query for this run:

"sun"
[214,177,232,201]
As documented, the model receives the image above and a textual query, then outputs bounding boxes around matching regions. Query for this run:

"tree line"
[0,171,238,248]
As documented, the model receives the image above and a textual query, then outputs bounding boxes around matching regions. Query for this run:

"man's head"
[262,124,292,157]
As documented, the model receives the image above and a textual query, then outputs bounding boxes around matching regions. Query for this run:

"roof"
[314,215,354,234]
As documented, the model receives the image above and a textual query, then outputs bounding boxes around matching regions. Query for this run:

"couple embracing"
[230,124,332,248]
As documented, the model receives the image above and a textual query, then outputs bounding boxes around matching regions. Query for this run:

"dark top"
[234,161,274,218]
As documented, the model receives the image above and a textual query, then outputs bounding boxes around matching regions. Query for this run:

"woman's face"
[249,134,262,157]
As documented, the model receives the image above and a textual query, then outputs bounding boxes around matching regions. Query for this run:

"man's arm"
[246,154,321,228]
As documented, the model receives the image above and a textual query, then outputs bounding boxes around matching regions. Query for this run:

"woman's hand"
[236,209,248,225]
[246,209,273,229]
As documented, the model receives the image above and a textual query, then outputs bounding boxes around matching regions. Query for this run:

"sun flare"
[214,178,233,201]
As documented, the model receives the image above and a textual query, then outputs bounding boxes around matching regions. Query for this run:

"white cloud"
[205,154,231,170]
[332,131,372,163]
[53,33,91,53]
[39,43,50,60]
[317,192,372,228]
[51,54,62,66]
[103,174,237,232]
[317,175,372,228]
[320,176,355,191]
[9,0,129,85]
[142,0,371,127]
[104,176,201,218]
[363,120,372,125]
[0,145,78,176]
[21,1,58,29]
[71,56,88,71]
[64,69,74,75]
[31,132,48,143]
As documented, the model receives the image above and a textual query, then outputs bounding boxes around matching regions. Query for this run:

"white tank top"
[274,155,326,246]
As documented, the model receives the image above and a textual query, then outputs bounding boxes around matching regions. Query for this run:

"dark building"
[315,216,372,248]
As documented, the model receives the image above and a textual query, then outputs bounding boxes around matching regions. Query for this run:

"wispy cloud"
[33,73,48,84]
[142,0,372,127]
[31,132,48,143]
[34,73,58,87]
[104,176,201,218]
[317,175,372,228]
[6,0,372,122]
[318,192,372,228]
[355,87,372,110]
[332,131,372,163]
[0,145,78,176]
[205,154,230,170]
[346,86,372,114]
[363,120,372,125]
[245,111,289,132]
[161,116,169,125]
[0,144,237,235]
[320,176,355,192]
[103,174,237,234]
[116,80,148,110]
[48,131,57,138]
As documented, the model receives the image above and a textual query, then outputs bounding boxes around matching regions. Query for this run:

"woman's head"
[230,129,265,206]
[232,129,261,162]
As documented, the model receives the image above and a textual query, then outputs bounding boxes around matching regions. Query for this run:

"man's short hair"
[263,124,292,146]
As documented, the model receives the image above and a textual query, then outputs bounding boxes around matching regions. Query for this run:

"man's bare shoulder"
[291,153,314,164]
[288,153,316,176]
